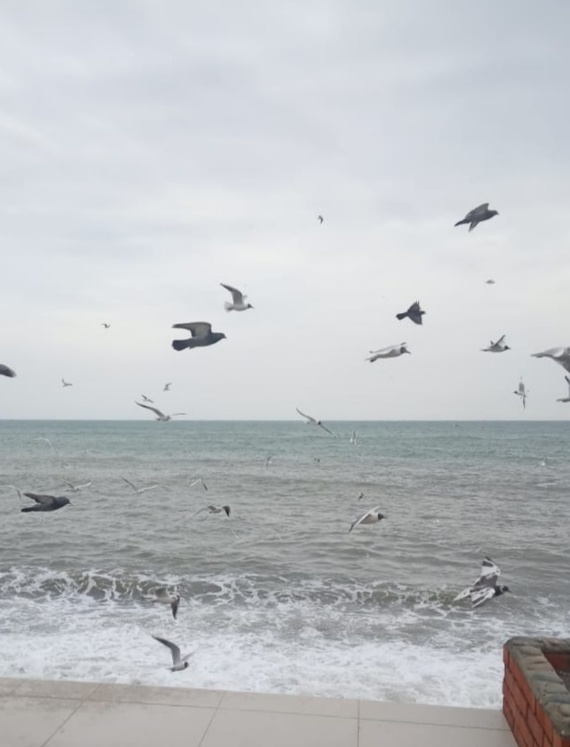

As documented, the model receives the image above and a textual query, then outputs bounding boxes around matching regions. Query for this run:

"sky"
[0,0,569,420]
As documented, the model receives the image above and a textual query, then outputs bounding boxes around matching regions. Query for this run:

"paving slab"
[359,719,517,747]
[0,677,24,696]
[220,689,358,718]
[0,695,79,747]
[359,699,509,729]
[88,682,223,708]
[44,700,216,747]
[14,679,99,700]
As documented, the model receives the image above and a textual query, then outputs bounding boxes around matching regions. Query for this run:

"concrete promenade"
[0,677,516,747]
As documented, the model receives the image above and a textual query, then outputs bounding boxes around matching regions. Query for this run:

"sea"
[0,420,568,708]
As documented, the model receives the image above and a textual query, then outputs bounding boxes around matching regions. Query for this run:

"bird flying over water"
[366,343,410,362]
[164,383,172,392]
[141,395,154,403]
[454,203,499,231]
[193,504,230,517]
[514,380,527,409]
[0,364,16,378]
[318,215,324,224]
[61,378,72,388]
[396,301,425,325]
[63,480,92,492]
[101,323,111,329]
[121,477,158,495]
[485,279,495,285]
[531,347,570,374]
[348,506,385,533]
[135,402,185,421]
[151,635,191,672]
[482,335,510,353]
[21,493,71,513]
[154,588,180,619]
[190,476,208,491]
[296,408,334,435]
[453,556,510,608]
[171,322,226,351]
[556,376,570,403]
[220,283,254,312]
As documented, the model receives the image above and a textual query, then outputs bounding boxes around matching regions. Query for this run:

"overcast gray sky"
[1,0,569,420]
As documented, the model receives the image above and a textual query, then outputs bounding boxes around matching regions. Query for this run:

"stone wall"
[503,637,570,747]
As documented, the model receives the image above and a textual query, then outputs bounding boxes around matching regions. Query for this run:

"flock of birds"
[1,202,567,672]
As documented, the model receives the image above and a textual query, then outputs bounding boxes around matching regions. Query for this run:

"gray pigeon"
[21,493,71,513]
[171,322,226,351]
[396,301,425,325]
[0,364,16,378]
[454,203,498,231]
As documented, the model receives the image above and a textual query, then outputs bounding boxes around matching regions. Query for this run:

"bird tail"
[21,506,36,513]
[454,219,468,227]
[395,312,407,320]
[171,339,192,351]
[223,302,233,312]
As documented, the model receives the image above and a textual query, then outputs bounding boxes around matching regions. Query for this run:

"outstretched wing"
[348,509,371,533]
[566,376,570,394]
[453,587,473,602]
[0,364,16,378]
[465,203,489,219]
[121,477,138,492]
[318,422,334,436]
[408,301,421,313]
[470,586,496,608]
[222,505,231,517]
[152,635,181,666]
[296,408,316,424]
[171,322,212,338]
[473,556,500,589]
[495,335,505,346]
[135,401,166,419]
[23,492,54,505]
[220,283,245,304]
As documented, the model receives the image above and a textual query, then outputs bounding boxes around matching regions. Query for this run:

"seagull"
[348,506,386,533]
[357,491,365,501]
[485,279,496,285]
[164,383,172,392]
[193,504,230,517]
[151,635,191,672]
[531,347,570,374]
[61,378,73,388]
[482,335,510,353]
[556,376,570,403]
[366,343,410,362]
[454,203,499,231]
[265,456,273,470]
[135,402,186,421]
[21,493,71,513]
[189,477,208,491]
[154,588,180,619]
[0,364,16,378]
[514,380,527,409]
[396,301,425,325]
[171,322,226,351]
[141,395,154,403]
[121,477,158,495]
[318,215,324,224]
[101,323,111,329]
[220,283,254,312]
[349,430,358,445]
[453,556,511,608]
[296,408,334,435]
[63,480,92,492]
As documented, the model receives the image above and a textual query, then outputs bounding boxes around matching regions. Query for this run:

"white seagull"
[557,376,570,403]
[296,408,334,435]
[366,343,410,362]
[154,588,180,619]
[531,347,570,374]
[514,380,527,409]
[482,335,510,353]
[151,635,192,672]
[121,477,158,495]
[135,402,186,421]
[190,476,208,491]
[453,557,511,608]
[193,504,231,517]
[63,480,92,492]
[349,430,358,445]
[220,283,254,312]
[265,456,273,470]
[61,378,73,388]
[348,506,386,533]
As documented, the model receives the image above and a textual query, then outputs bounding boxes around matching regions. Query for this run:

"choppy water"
[0,420,569,707]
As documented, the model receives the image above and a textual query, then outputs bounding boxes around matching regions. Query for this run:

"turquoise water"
[0,420,568,706]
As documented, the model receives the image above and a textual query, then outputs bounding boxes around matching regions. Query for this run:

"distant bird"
[265,456,273,470]
[141,395,154,403]
[63,480,92,492]
[453,556,510,608]
[296,408,334,435]
[33,436,60,459]
[396,301,425,325]
[101,323,111,329]
[318,215,324,224]
[21,493,71,513]
[189,477,208,491]
[220,283,254,312]
[366,343,410,362]
[171,322,226,351]
[514,380,527,409]
[531,347,570,374]
[193,505,230,517]
[0,364,16,378]
[61,378,72,388]
[164,383,172,392]
[482,335,510,353]
[349,430,358,445]
[348,506,386,533]
[154,588,180,619]
[151,635,191,672]
[121,477,158,495]
[454,203,499,231]
[135,402,186,421]
[357,492,365,501]
[485,279,496,285]
[556,376,570,403]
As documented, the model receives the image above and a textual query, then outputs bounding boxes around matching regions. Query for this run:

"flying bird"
[531,347,570,374]
[348,506,386,533]
[296,408,334,435]
[101,323,111,329]
[220,283,254,312]
[193,504,230,517]
[171,322,226,351]
[556,376,570,403]
[453,556,511,608]
[33,437,60,459]
[514,380,527,409]
[141,395,154,403]
[485,279,495,285]
[318,215,324,224]
[63,480,92,492]
[349,430,358,445]
[151,635,191,672]
[154,588,180,619]
[265,456,273,470]
[121,477,159,494]
[396,301,425,325]
[135,402,185,421]
[61,378,73,388]
[482,335,510,353]
[189,476,208,491]
[366,343,410,362]
[454,203,499,231]
[0,364,16,378]
[21,493,71,513]
[164,383,172,392]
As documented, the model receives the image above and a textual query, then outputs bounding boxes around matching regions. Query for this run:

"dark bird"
[396,301,425,325]
[0,364,16,378]
[193,504,230,517]
[453,556,510,607]
[318,215,324,224]
[171,322,226,351]
[141,394,154,403]
[21,493,71,513]
[101,323,111,329]
[454,203,498,231]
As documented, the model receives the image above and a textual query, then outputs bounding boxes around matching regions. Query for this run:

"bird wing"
[171,597,179,619]
[135,401,166,419]
[348,509,371,533]
[220,283,245,304]
[495,335,505,346]
[138,484,158,493]
[152,635,181,666]
[121,477,138,491]
[473,556,500,588]
[465,203,489,219]
[296,408,316,424]
[566,376,570,394]
[408,301,421,313]
[192,507,209,517]
[23,492,54,505]
[318,422,334,435]
[172,322,212,338]
[222,505,231,517]
[453,587,473,602]
[0,364,16,377]
[470,586,496,608]
[170,412,186,417]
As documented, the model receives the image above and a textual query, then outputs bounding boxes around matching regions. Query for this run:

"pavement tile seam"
[216,705,358,720]
[196,690,227,747]
[39,699,86,747]
[359,715,508,731]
